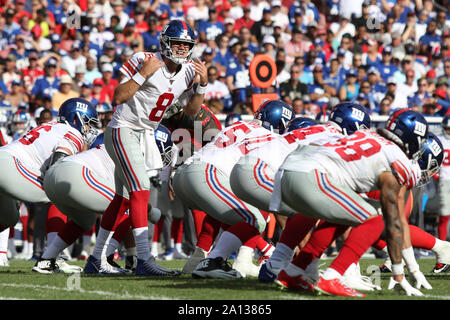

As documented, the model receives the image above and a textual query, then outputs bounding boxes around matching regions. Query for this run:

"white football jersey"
[62,144,115,182]
[281,129,422,192]
[246,123,344,171]
[1,121,84,175]
[437,132,450,181]
[187,120,278,176]
[109,52,197,131]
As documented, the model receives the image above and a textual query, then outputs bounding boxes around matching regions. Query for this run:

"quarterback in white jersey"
[100,19,207,276]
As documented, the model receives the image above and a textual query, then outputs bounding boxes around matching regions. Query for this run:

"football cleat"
[315,275,366,298]
[125,255,137,272]
[107,254,132,274]
[56,259,83,274]
[135,256,181,276]
[433,240,450,269]
[182,247,208,274]
[0,253,9,267]
[258,262,278,283]
[275,270,314,292]
[32,258,60,274]
[161,248,174,261]
[192,257,242,279]
[173,249,189,260]
[232,246,261,278]
[84,255,128,275]
[432,263,450,273]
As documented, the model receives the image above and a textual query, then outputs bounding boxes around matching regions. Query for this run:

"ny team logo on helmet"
[418,132,444,185]
[385,108,428,160]
[442,114,450,139]
[285,116,318,133]
[329,102,371,135]
[225,113,242,127]
[160,19,196,65]
[254,100,294,133]
[155,124,175,167]
[58,98,100,146]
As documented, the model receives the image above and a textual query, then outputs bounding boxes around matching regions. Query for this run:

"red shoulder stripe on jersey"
[391,160,408,185]
[122,62,135,77]
[64,132,82,152]
[121,65,133,78]
[128,58,138,71]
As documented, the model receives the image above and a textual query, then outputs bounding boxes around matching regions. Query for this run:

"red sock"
[256,236,273,255]
[330,216,384,275]
[101,194,129,231]
[372,238,387,251]
[129,190,150,228]
[438,216,450,241]
[226,221,260,245]
[196,216,221,251]
[58,220,85,245]
[242,234,259,249]
[279,215,318,250]
[153,217,164,242]
[46,204,67,234]
[171,218,183,244]
[20,216,28,241]
[112,215,132,243]
[292,221,348,270]
[192,210,207,239]
[410,225,436,249]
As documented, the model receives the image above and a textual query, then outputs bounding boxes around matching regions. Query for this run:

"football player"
[32,125,174,274]
[0,97,99,268]
[270,109,430,297]
[98,19,207,276]
[173,100,294,279]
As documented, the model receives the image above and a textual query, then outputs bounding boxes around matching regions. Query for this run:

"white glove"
[388,277,423,296]
[410,270,432,290]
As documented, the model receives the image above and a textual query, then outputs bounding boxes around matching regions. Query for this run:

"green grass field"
[0,258,449,301]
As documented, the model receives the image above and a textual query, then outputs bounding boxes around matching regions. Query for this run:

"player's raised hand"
[139,55,164,78]
[193,58,208,86]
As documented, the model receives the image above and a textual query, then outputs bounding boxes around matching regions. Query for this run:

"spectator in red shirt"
[13,0,32,23]
[96,63,118,104]
[233,6,254,34]
[21,52,45,92]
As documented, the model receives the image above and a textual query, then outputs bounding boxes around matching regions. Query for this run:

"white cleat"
[0,253,9,267]
[343,263,381,291]
[174,249,189,260]
[182,247,208,274]
[56,259,83,274]
[232,246,261,278]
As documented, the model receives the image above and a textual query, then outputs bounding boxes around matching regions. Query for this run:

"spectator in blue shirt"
[376,46,398,82]
[198,7,225,44]
[31,59,60,100]
[225,47,253,105]
[308,63,336,110]
[418,19,441,55]
[142,15,160,52]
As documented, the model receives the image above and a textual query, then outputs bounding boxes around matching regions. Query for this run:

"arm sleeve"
[55,129,84,155]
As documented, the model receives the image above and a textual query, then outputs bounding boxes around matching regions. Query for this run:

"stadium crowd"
[0,0,449,265]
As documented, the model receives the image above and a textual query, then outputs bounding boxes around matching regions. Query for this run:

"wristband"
[132,72,146,86]
[392,263,404,276]
[402,247,420,272]
[196,83,208,94]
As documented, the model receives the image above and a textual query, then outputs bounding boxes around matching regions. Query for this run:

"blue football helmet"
[58,98,100,147]
[417,132,444,186]
[285,117,318,133]
[160,19,196,64]
[442,114,450,139]
[315,110,330,123]
[155,124,175,167]
[10,109,31,135]
[225,113,242,127]
[254,100,294,133]
[384,108,428,160]
[329,102,371,135]
[89,132,104,149]
[96,102,114,114]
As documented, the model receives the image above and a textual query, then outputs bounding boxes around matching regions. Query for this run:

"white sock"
[0,229,8,253]
[151,241,158,255]
[432,238,445,252]
[42,236,69,259]
[92,227,113,259]
[82,235,91,253]
[106,238,120,257]
[208,231,242,260]
[133,227,151,261]
[175,243,183,252]
[322,267,342,280]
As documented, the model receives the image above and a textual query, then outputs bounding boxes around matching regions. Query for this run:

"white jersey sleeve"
[54,127,84,155]
[187,120,278,176]
[437,132,450,181]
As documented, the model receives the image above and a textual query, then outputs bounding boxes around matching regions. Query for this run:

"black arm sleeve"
[49,151,68,167]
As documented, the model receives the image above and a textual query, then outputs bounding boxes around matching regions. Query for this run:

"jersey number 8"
[148,92,175,122]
